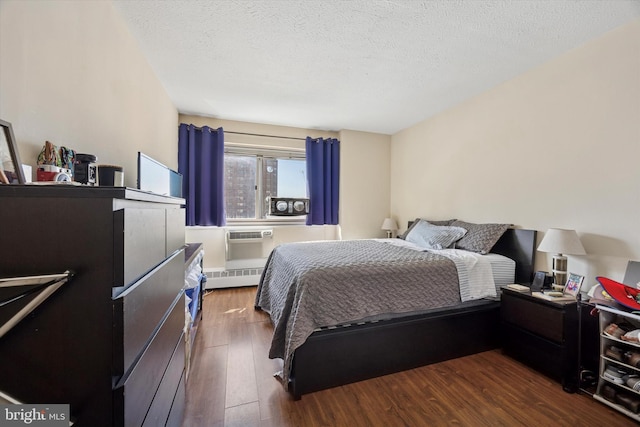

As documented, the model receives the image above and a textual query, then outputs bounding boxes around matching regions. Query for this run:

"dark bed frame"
[287,227,537,399]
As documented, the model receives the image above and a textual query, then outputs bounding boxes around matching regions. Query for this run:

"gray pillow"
[399,218,457,240]
[451,220,509,254]
[404,219,467,250]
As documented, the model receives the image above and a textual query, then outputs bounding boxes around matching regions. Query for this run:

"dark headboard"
[491,228,537,284]
[406,221,537,285]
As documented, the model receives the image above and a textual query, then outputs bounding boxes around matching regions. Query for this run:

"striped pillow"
[404,220,467,250]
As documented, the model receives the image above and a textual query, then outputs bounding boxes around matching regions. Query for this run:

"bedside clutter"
[502,262,640,422]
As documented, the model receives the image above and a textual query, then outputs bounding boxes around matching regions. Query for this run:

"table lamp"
[537,228,586,289]
[381,218,398,238]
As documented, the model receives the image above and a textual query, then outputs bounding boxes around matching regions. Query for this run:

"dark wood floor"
[181,287,634,427]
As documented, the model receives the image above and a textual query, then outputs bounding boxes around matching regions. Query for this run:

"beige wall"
[0,0,178,187]
[339,129,392,240]
[391,20,640,290]
[181,116,391,268]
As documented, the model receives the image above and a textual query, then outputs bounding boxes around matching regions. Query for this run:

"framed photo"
[564,273,585,297]
[0,119,26,184]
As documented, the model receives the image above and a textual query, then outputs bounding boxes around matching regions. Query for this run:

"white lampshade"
[381,218,398,231]
[537,228,586,288]
[537,228,586,256]
[381,218,398,238]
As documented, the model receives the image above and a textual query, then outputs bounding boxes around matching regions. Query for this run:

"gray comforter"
[254,239,460,388]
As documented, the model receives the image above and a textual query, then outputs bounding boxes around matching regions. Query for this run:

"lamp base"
[551,254,568,290]
[386,231,392,238]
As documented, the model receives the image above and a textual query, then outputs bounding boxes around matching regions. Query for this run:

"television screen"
[137,152,182,197]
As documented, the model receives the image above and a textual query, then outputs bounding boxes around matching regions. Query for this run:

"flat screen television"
[137,152,183,198]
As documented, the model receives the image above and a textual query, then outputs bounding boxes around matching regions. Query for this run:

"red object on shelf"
[597,276,640,311]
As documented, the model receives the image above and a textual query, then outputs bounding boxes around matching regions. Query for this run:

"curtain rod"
[182,125,306,141]
[226,130,306,141]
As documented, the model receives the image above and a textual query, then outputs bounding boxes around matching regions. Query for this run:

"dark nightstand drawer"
[502,322,563,379]
[500,288,579,392]
[502,293,564,342]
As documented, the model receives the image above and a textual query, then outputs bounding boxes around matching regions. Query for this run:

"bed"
[255,219,537,399]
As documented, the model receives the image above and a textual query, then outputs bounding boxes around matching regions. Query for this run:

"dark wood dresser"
[0,185,185,426]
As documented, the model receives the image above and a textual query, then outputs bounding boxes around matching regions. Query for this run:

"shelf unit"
[594,305,640,422]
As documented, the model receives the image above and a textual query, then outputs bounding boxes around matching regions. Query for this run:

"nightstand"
[501,287,579,392]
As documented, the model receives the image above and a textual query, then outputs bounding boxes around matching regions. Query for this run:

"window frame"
[224,143,307,225]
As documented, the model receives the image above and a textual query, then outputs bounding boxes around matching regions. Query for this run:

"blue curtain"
[306,137,340,225]
[178,124,225,226]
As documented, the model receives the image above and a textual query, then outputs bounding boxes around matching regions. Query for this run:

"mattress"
[379,238,515,295]
[484,252,517,293]
[315,251,515,332]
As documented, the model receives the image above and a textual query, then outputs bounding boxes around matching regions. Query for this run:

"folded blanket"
[431,249,497,301]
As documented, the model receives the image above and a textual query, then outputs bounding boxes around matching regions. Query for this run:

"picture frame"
[564,272,584,297]
[0,119,26,184]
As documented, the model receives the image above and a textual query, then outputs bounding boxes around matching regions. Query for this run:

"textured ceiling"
[112,0,640,135]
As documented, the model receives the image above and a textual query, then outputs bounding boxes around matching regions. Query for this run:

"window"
[224,146,307,221]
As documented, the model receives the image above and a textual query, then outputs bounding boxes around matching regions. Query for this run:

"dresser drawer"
[114,208,167,287]
[113,292,185,427]
[142,332,185,427]
[166,372,186,427]
[166,207,185,257]
[501,293,564,342]
[113,250,184,375]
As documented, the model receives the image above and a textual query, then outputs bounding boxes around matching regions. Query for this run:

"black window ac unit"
[267,197,309,216]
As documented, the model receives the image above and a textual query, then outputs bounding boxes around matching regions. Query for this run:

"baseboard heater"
[204,266,265,289]
[206,227,274,289]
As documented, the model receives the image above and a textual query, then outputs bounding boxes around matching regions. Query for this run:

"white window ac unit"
[225,229,274,268]
[226,229,273,243]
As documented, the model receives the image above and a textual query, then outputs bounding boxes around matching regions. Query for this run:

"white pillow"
[404,220,467,250]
